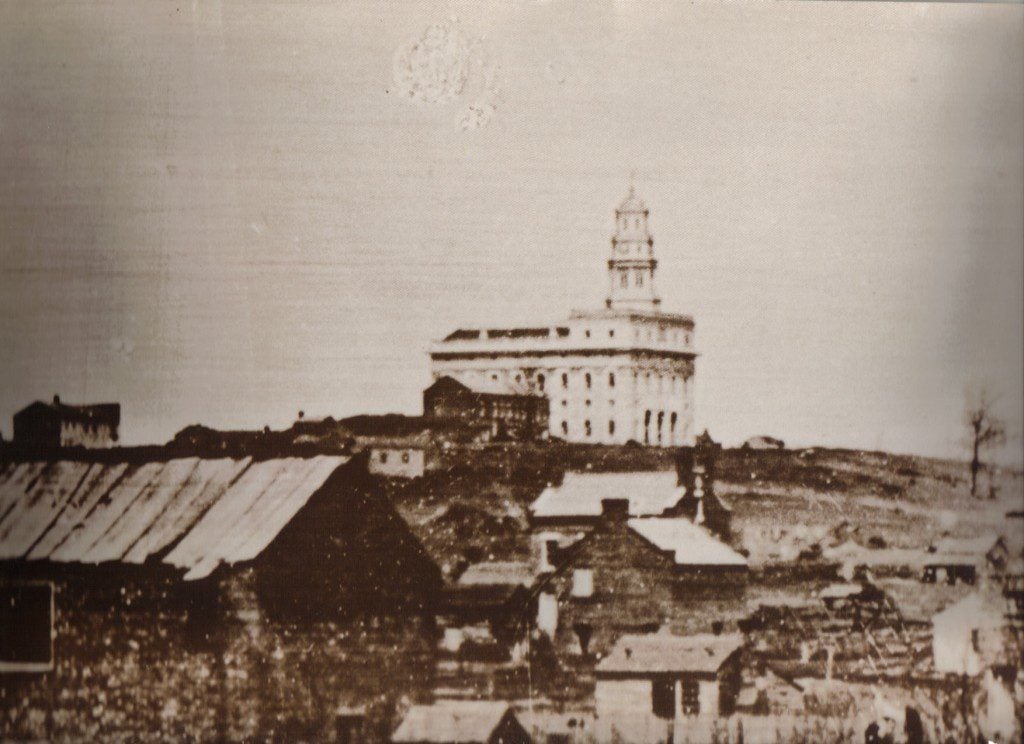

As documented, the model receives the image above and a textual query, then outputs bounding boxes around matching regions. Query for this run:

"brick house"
[534,499,748,661]
[0,452,443,741]
[423,376,549,442]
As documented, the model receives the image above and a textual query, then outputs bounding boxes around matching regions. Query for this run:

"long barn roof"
[0,455,348,580]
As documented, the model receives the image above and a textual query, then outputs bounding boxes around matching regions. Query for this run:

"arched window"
[561,421,569,436]
[537,373,545,392]
[657,411,664,444]
[635,271,644,287]
[609,420,615,435]
[620,270,628,288]
[670,412,677,432]
[585,373,592,389]
[608,372,615,387]
[561,372,569,388]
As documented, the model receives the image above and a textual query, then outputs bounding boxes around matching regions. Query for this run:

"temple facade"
[428,188,697,447]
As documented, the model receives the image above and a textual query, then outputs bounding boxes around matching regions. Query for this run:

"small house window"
[491,373,498,380]
[652,679,675,719]
[682,679,700,715]
[608,372,615,387]
[562,373,569,388]
[609,420,615,435]
[571,569,593,598]
[585,329,591,338]
[585,373,592,389]
[635,271,644,287]
[609,329,615,337]
[1,583,53,672]
[379,452,388,463]
[537,374,545,392]
[620,271,628,288]
[401,452,410,464]
[561,421,568,436]
[584,420,592,437]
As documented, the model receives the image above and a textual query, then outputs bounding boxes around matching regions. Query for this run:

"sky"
[1,0,1021,462]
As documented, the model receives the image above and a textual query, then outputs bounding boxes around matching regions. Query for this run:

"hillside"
[381,443,1024,579]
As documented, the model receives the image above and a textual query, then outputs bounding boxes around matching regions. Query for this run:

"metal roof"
[0,455,348,580]
[628,518,748,568]
[530,471,683,520]
[391,700,514,743]
[597,631,744,675]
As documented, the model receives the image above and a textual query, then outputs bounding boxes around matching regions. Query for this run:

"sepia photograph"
[1,1,1022,741]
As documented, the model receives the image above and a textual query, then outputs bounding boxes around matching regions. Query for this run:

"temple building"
[428,187,697,447]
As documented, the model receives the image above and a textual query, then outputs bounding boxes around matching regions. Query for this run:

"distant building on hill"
[742,435,785,450]
[428,188,697,447]
[423,375,549,442]
[12,395,120,449]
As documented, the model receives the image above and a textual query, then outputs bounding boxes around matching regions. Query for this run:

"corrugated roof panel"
[0,462,48,525]
[191,458,316,573]
[121,457,251,564]
[81,458,201,564]
[26,463,129,560]
[0,461,92,559]
[49,462,166,563]
[1,455,350,578]
[227,456,344,565]
[179,457,344,580]
[163,458,290,572]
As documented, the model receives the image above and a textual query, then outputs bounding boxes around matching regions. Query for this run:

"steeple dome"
[617,185,647,215]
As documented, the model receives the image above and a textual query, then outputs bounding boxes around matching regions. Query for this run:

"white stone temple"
[428,187,697,447]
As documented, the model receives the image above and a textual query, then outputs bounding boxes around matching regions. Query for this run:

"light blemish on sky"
[393,17,501,130]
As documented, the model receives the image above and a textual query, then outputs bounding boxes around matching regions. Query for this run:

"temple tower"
[606,185,660,310]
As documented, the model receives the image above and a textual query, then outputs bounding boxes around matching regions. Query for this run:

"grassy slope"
[382,443,1023,579]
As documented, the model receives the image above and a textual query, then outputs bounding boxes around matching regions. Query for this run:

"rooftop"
[0,455,348,580]
[597,631,744,675]
[628,517,748,568]
[457,561,535,588]
[15,397,121,428]
[391,700,515,743]
[530,470,684,520]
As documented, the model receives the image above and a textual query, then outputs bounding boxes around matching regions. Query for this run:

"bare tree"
[965,390,1006,498]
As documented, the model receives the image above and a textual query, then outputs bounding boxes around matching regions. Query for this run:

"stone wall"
[0,566,437,742]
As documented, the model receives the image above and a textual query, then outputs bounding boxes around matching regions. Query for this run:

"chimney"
[52,394,61,406]
[601,498,630,522]
[675,446,694,487]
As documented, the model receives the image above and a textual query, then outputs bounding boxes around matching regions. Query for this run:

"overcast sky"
[1,1,1021,462]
